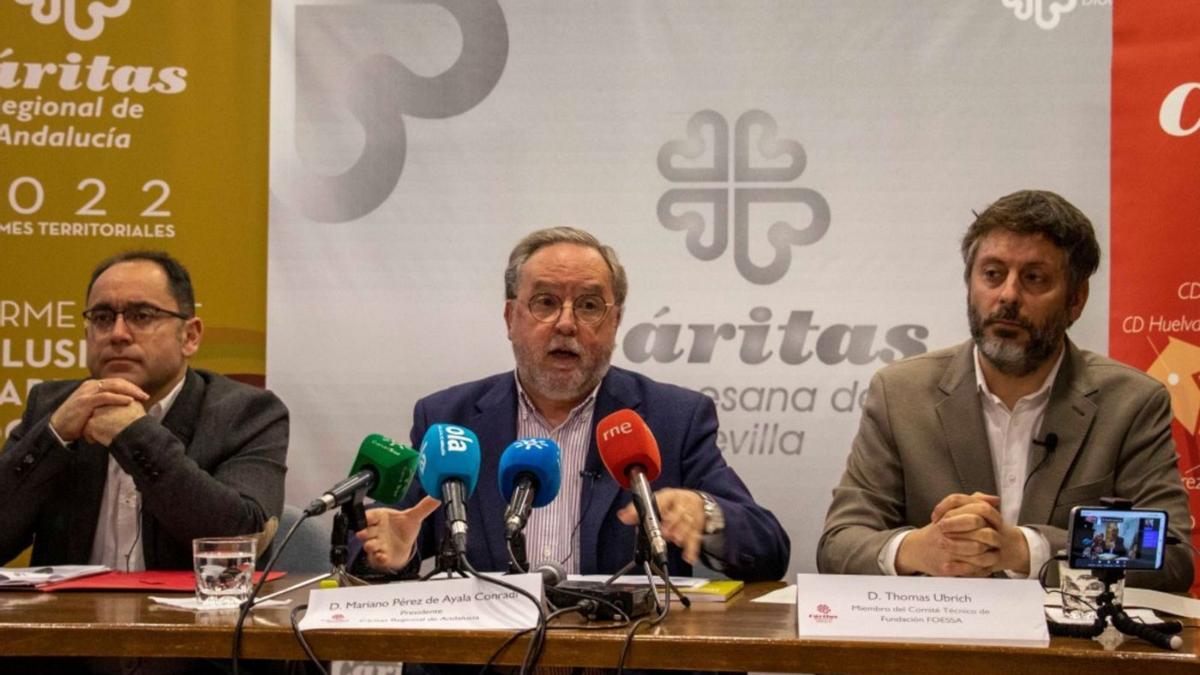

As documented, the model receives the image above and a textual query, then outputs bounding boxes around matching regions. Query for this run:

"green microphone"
[305,434,420,516]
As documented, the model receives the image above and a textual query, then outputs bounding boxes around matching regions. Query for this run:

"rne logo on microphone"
[16,0,133,41]
[599,421,634,442]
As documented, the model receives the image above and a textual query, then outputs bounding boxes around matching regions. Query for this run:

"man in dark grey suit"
[0,250,288,572]
[818,190,1192,591]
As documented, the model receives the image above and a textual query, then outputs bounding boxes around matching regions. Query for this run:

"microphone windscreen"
[418,423,482,499]
[351,434,420,504]
[595,409,661,489]
[497,438,562,506]
[534,560,566,587]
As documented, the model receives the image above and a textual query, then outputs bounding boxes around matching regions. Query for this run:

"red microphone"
[596,409,668,567]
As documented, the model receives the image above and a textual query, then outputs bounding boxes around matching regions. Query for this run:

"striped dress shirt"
[514,373,600,575]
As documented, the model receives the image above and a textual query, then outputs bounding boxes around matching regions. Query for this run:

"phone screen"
[1068,507,1168,570]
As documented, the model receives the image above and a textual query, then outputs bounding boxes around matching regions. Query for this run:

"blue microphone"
[418,424,482,554]
[497,438,562,538]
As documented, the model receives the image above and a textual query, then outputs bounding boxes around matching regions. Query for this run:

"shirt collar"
[147,373,187,422]
[513,371,601,432]
[973,343,1065,407]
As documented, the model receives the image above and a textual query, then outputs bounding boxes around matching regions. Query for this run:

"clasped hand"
[896,492,1030,577]
[49,377,149,447]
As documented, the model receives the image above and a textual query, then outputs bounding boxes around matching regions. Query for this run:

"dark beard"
[968,301,1068,377]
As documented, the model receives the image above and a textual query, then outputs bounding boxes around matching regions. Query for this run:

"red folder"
[38,570,285,592]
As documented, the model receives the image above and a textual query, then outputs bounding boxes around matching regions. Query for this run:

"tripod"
[249,500,362,605]
[422,516,470,579]
[1048,568,1183,650]
[606,526,691,610]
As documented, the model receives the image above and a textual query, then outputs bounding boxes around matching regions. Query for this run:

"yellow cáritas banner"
[0,0,271,466]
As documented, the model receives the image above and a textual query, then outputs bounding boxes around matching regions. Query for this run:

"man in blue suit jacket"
[356,227,788,581]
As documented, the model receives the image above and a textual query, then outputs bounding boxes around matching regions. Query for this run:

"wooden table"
[1,582,1196,673]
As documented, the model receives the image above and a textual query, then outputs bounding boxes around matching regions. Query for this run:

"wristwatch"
[696,491,725,535]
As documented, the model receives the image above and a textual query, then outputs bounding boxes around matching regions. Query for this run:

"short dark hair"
[86,250,196,316]
[961,189,1100,298]
[504,227,628,306]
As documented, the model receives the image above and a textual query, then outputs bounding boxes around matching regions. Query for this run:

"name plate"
[298,573,542,631]
[796,573,1048,647]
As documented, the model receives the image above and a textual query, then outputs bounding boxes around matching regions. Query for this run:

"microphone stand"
[605,526,690,610]
[423,517,469,580]
[250,499,366,605]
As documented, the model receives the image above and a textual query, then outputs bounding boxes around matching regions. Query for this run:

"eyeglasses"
[82,303,190,333]
[525,293,614,326]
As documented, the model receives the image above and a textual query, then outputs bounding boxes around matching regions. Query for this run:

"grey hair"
[504,226,628,306]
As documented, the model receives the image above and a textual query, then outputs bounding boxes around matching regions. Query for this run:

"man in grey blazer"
[0,250,288,572]
[818,190,1192,591]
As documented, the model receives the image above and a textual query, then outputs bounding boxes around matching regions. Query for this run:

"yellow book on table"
[675,579,745,603]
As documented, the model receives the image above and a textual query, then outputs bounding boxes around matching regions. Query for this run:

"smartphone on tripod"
[1066,505,1168,571]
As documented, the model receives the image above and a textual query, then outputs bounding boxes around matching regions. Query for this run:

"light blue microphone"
[419,424,482,554]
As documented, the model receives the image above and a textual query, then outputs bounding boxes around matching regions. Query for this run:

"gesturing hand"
[355,497,440,572]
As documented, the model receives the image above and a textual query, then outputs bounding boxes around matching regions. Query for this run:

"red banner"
[1111,1,1200,593]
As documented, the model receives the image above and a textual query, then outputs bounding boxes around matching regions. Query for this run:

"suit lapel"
[1020,343,1096,524]
[579,368,639,573]
[468,375,520,569]
[160,369,202,448]
[935,343,998,495]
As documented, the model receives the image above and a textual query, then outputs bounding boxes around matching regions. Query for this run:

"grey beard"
[968,304,1067,377]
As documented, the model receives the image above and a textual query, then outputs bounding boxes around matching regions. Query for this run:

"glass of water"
[193,536,257,608]
[1059,561,1122,621]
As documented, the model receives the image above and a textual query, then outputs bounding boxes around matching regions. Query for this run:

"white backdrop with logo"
[268,0,1113,578]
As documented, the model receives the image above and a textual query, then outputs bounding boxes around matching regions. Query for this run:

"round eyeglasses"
[82,303,190,333]
[525,292,614,325]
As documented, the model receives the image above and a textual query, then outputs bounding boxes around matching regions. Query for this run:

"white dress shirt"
[86,377,186,571]
[515,372,600,575]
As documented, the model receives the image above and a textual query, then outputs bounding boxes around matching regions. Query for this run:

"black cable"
[1038,554,1100,617]
[496,582,637,675]
[520,612,548,675]
[507,538,528,573]
[289,603,330,675]
[481,624,539,675]
[122,501,143,573]
[460,556,549,674]
[1165,534,1200,561]
[1040,554,1185,650]
[546,605,631,630]
[1035,553,1060,591]
[544,585,632,622]
[231,512,307,675]
[616,563,674,675]
[558,470,599,570]
[617,615,653,675]
[480,603,618,675]
[460,557,546,620]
